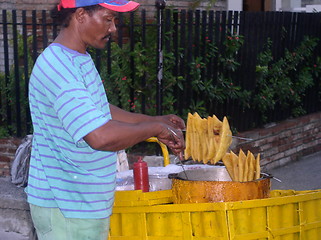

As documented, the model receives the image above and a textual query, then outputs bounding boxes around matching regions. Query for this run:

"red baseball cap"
[57,0,140,12]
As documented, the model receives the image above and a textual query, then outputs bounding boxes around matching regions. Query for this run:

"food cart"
[109,138,321,239]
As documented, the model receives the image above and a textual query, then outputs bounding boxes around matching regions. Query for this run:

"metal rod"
[155,1,165,116]
[12,10,22,136]
[228,135,253,141]
[174,156,189,180]
[181,129,253,141]
[167,127,178,137]
[2,10,12,133]
[168,127,188,180]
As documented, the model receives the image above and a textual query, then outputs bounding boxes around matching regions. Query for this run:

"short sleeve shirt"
[26,43,117,219]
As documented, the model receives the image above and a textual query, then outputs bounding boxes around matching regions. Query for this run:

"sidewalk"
[0,177,32,240]
[269,151,321,190]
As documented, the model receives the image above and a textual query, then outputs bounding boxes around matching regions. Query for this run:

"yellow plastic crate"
[113,190,172,207]
[110,189,321,240]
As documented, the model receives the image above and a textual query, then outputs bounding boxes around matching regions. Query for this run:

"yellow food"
[222,149,261,182]
[231,151,239,181]
[184,113,193,160]
[222,153,234,180]
[255,153,261,180]
[212,117,232,164]
[248,152,255,181]
[184,111,261,182]
[184,112,232,164]
[238,149,246,182]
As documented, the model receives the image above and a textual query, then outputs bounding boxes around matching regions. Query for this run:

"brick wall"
[0,138,21,176]
[231,111,321,171]
[1,111,321,177]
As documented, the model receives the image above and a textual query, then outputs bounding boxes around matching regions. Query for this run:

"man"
[26,0,185,239]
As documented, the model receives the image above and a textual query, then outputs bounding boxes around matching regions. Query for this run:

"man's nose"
[109,20,117,33]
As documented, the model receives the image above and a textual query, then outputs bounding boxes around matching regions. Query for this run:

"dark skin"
[53,7,186,159]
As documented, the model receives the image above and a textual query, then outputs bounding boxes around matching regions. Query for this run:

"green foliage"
[0,126,10,138]
[214,35,251,104]
[96,22,251,121]
[254,37,321,122]
[96,18,178,116]
[1,12,321,138]
[0,33,33,138]
[82,20,321,127]
[176,33,251,118]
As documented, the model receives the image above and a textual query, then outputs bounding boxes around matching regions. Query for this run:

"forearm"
[109,104,153,123]
[110,104,185,130]
[84,104,185,156]
[84,119,162,151]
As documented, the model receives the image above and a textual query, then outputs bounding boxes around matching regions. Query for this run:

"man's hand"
[156,114,186,130]
[156,125,185,160]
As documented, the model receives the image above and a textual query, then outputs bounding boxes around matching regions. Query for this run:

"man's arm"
[83,104,185,157]
[110,104,186,130]
[109,104,153,123]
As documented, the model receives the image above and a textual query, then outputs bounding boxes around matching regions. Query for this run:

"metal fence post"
[155,0,166,116]
[2,10,12,133]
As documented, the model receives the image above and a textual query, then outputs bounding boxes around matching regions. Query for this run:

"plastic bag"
[116,149,129,172]
[11,135,33,187]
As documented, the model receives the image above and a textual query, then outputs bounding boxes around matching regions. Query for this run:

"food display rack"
[110,139,321,239]
[109,189,321,239]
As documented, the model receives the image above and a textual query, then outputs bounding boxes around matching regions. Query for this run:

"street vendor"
[26,0,185,239]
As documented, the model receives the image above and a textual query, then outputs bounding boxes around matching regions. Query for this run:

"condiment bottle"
[133,156,149,192]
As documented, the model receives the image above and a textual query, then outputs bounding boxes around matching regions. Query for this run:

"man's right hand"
[156,125,185,159]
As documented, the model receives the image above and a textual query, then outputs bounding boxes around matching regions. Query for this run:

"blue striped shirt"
[27,43,117,219]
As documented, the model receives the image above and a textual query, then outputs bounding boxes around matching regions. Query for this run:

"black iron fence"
[1,9,321,137]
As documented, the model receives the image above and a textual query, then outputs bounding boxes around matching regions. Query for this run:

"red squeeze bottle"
[133,157,149,192]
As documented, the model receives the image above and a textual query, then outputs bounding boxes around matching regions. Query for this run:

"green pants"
[30,204,110,240]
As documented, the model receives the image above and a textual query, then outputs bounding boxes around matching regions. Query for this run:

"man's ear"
[74,8,87,23]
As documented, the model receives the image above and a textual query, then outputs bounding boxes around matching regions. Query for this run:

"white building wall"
[276,0,321,11]
[227,0,243,11]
